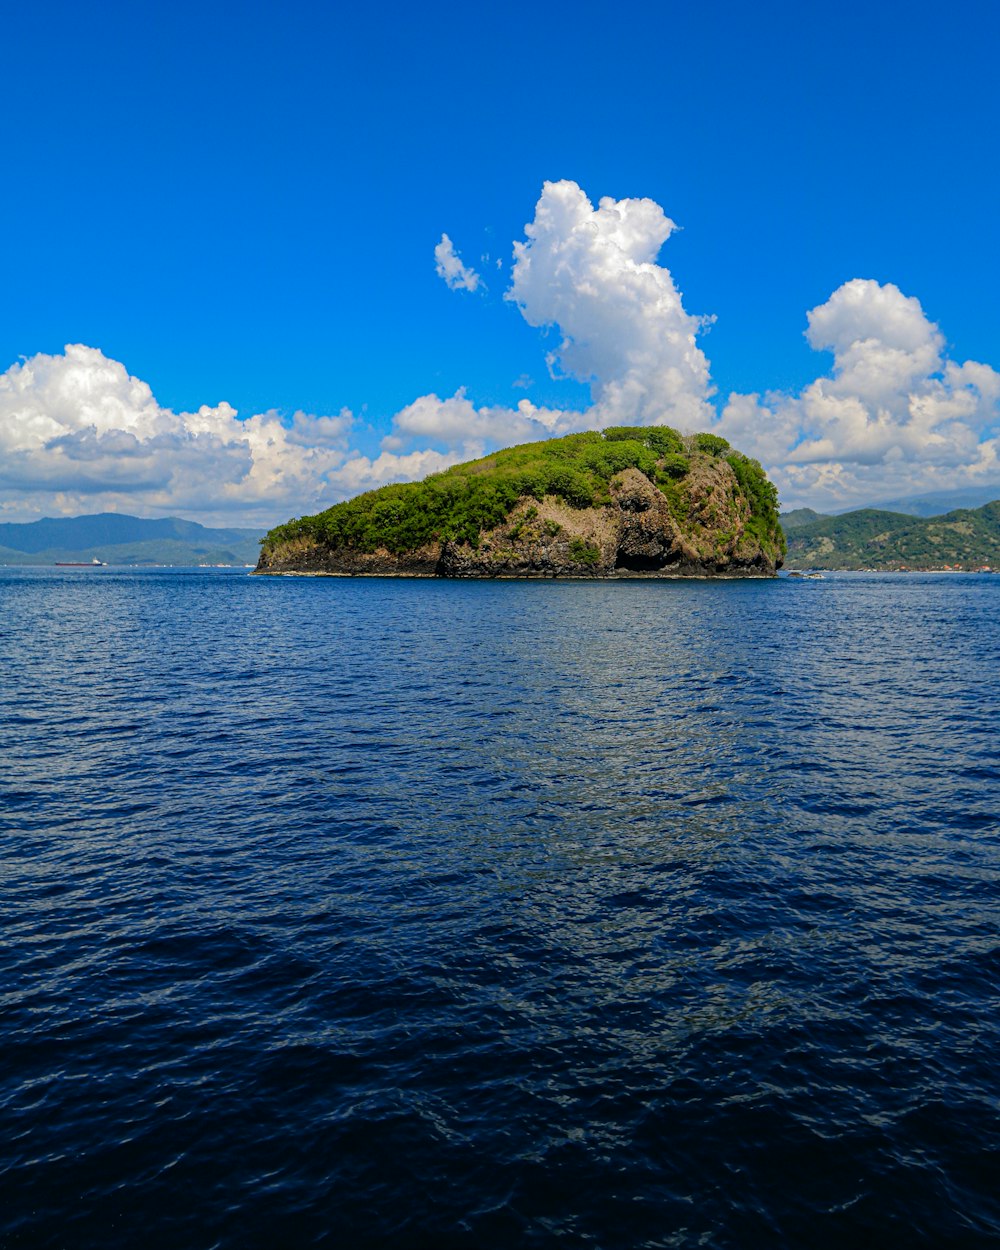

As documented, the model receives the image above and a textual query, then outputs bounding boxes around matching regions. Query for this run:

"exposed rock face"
[256,463,781,578]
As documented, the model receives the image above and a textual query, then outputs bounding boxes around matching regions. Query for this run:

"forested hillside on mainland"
[784,501,1000,569]
[780,508,829,530]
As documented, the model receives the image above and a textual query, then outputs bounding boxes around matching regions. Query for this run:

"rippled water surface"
[2,568,998,1248]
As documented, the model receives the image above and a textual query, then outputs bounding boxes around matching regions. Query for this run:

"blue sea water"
[1,567,998,1249]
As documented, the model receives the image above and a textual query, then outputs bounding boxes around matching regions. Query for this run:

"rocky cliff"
[256,428,785,578]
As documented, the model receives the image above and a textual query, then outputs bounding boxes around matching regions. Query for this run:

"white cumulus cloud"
[434,234,481,292]
[395,180,715,458]
[385,388,584,459]
[508,180,714,429]
[0,345,360,525]
[715,279,1000,509]
[5,186,1000,525]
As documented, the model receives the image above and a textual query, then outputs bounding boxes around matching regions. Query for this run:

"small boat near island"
[55,557,107,567]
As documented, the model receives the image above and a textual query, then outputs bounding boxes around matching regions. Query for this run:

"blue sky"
[2,0,999,524]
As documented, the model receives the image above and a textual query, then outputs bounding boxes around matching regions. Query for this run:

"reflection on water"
[1,568,998,1249]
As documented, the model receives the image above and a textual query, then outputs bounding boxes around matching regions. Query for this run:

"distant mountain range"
[862,482,1000,517]
[0,514,263,566]
[784,484,1000,525]
[782,500,1000,570]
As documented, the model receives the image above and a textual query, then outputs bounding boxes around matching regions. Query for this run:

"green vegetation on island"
[784,501,1000,569]
[260,427,785,578]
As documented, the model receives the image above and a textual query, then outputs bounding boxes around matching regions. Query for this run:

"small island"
[256,427,786,578]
